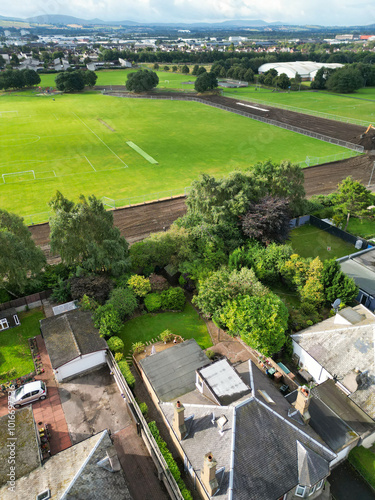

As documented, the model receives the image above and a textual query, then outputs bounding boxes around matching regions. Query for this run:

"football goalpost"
[2,170,36,183]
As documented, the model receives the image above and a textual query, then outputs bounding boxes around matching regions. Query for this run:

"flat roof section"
[139,339,210,402]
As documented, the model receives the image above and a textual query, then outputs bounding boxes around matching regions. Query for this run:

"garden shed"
[40,310,107,382]
[0,307,20,331]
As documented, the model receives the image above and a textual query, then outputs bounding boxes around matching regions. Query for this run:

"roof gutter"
[228,405,237,500]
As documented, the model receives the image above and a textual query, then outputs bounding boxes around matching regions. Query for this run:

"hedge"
[118,360,135,390]
[148,421,193,500]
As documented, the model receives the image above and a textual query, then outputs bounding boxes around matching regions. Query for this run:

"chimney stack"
[201,452,219,496]
[293,386,311,424]
[173,400,187,440]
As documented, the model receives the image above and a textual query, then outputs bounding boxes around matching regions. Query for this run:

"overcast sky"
[1,0,375,26]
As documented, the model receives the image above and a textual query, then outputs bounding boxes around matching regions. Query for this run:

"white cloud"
[1,0,375,25]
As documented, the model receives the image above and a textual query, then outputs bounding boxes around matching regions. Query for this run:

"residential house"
[0,307,20,331]
[0,407,130,499]
[291,305,375,426]
[138,339,337,499]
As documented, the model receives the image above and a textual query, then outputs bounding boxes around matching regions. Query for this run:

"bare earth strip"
[29,153,375,264]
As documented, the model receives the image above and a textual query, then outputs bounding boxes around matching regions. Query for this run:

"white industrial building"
[258,61,344,81]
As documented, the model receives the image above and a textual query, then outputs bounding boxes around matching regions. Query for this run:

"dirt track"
[29,91,374,262]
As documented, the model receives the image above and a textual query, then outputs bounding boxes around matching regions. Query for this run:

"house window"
[316,480,324,490]
[0,319,9,330]
[13,315,20,326]
[309,484,316,496]
[295,485,306,497]
[196,374,203,392]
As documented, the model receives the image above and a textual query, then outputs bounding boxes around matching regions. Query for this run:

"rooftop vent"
[36,490,51,500]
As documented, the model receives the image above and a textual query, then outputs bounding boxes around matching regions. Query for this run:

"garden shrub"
[51,277,71,303]
[93,303,122,338]
[114,352,124,362]
[148,421,193,500]
[132,341,145,354]
[108,287,137,319]
[161,287,185,310]
[205,349,215,360]
[149,273,169,292]
[127,275,151,297]
[0,289,10,304]
[160,329,174,342]
[118,360,135,390]
[144,293,162,312]
[79,294,99,311]
[107,336,125,353]
[70,275,113,304]
[139,402,148,417]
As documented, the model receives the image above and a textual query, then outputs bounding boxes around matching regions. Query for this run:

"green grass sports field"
[40,69,197,91]
[223,85,375,124]
[0,88,349,221]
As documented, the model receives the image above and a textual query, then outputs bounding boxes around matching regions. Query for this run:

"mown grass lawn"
[40,69,197,91]
[0,309,44,380]
[118,302,212,355]
[346,218,375,240]
[289,224,355,260]
[349,446,375,490]
[0,90,347,222]
[222,86,375,124]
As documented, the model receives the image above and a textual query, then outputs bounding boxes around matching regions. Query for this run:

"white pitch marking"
[85,155,96,171]
[236,102,269,112]
[72,112,128,168]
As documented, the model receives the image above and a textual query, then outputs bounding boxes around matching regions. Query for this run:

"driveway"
[58,365,131,444]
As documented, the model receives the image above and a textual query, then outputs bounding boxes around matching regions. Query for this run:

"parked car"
[9,381,47,408]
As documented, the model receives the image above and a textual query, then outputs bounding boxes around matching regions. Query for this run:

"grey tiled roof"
[40,310,107,369]
[0,430,131,500]
[232,400,333,500]
[297,441,330,486]
[140,339,210,402]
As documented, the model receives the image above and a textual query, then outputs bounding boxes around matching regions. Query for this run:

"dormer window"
[295,484,306,497]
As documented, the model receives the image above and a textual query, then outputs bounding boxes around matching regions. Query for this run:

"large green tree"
[194,72,218,93]
[193,266,268,317]
[333,176,372,230]
[55,70,85,92]
[219,293,288,356]
[0,209,46,296]
[49,192,129,275]
[326,67,363,93]
[322,259,359,305]
[126,69,159,92]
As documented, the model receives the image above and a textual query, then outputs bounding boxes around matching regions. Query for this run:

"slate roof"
[340,249,375,296]
[0,430,131,500]
[0,406,41,487]
[140,339,210,402]
[158,358,335,500]
[40,310,107,369]
[297,441,330,486]
[291,305,375,419]
[0,307,17,320]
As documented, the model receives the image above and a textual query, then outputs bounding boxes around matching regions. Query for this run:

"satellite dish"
[332,298,341,313]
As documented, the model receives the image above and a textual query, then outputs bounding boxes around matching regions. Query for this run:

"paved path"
[32,335,72,455]
[113,426,169,500]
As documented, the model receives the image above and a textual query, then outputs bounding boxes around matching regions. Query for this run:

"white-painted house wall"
[54,350,106,382]
[292,341,332,384]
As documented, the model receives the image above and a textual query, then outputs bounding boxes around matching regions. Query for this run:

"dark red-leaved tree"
[241,196,291,245]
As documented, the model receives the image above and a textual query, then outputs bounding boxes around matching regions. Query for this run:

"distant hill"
[25,14,139,26]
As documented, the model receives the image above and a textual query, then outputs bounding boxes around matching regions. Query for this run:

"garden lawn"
[348,446,375,490]
[118,302,212,355]
[346,218,375,240]
[0,309,44,380]
[222,86,375,124]
[0,90,347,223]
[289,224,355,260]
